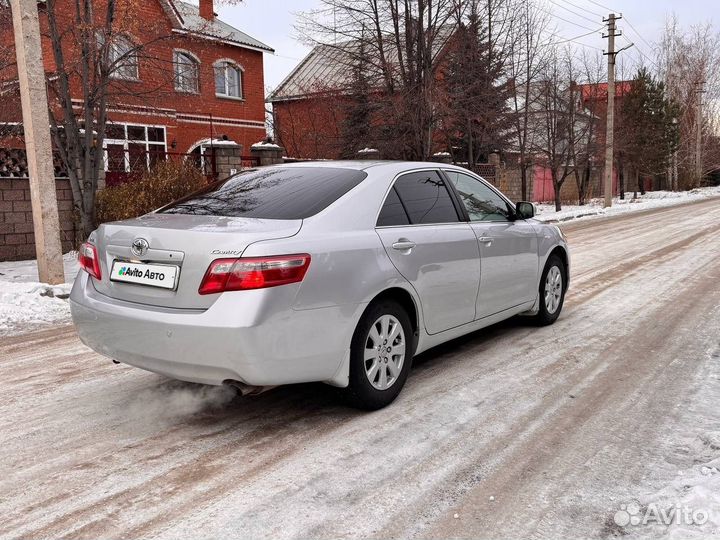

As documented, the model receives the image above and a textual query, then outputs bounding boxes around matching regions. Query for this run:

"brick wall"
[0,178,75,261]
[496,166,531,202]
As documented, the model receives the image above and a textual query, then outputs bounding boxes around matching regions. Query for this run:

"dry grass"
[96,160,206,223]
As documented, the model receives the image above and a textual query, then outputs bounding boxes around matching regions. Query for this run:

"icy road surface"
[1,198,720,539]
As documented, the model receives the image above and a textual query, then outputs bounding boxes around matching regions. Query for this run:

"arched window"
[108,35,138,80]
[214,61,243,98]
[174,51,200,93]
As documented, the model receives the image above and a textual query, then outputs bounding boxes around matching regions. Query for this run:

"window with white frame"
[174,51,200,93]
[103,35,139,80]
[214,61,243,98]
[103,123,167,177]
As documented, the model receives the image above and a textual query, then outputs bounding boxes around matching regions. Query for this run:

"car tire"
[534,254,567,326]
[344,300,414,410]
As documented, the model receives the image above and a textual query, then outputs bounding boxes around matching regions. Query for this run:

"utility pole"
[602,13,622,208]
[695,81,706,186]
[10,0,65,284]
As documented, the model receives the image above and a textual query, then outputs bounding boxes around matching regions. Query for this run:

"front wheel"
[344,300,414,410]
[534,254,567,326]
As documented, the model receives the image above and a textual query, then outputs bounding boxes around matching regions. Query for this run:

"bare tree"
[297,0,461,160]
[43,0,195,240]
[534,48,588,211]
[572,50,604,205]
[507,0,550,200]
[658,17,720,188]
[0,2,18,139]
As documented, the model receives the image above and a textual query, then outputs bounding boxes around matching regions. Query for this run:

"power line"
[579,0,617,13]
[537,3,599,32]
[554,0,604,18]
[620,33,658,69]
[273,52,303,62]
[540,26,605,51]
[623,17,655,55]
[557,27,605,43]
[556,30,604,50]
[548,0,599,26]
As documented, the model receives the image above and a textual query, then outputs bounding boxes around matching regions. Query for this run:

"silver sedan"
[70,161,569,409]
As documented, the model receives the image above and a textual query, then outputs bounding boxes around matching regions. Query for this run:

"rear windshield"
[158,167,367,219]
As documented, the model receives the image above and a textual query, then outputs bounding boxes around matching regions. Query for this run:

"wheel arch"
[324,285,421,389]
[547,245,570,290]
[366,286,420,344]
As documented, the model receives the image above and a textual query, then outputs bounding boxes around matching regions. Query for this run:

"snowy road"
[2,198,720,539]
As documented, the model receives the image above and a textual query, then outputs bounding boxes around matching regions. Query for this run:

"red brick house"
[269,44,355,160]
[0,0,273,181]
[269,39,454,160]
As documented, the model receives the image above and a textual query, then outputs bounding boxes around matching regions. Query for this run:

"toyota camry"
[70,161,569,409]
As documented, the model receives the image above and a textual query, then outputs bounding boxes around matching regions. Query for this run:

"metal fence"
[104,147,259,187]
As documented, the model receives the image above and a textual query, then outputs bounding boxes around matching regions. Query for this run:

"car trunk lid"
[91,213,302,309]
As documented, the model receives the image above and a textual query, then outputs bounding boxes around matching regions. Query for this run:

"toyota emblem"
[131,238,149,257]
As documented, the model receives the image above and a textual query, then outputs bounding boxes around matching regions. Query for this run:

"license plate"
[110,261,178,290]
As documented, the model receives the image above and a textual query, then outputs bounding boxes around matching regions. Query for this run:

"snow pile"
[0,252,79,336]
[251,140,282,149]
[535,186,720,223]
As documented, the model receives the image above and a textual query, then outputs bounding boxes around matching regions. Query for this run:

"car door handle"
[478,236,493,244]
[392,239,416,251]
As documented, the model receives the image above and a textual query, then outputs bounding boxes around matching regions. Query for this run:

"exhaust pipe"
[224,380,277,396]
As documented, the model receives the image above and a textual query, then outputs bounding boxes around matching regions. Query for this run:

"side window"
[389,170,459,225]
[377,186,410,226]
[445,171,511,222]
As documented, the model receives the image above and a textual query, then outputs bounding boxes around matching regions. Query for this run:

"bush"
[96,160,206,224]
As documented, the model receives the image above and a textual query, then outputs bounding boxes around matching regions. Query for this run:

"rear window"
[159,167,367,219]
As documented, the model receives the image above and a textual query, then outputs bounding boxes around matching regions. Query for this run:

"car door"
[375,170,481,335]
[444,170,539,319]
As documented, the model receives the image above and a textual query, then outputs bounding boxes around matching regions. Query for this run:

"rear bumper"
[70,271,362,386]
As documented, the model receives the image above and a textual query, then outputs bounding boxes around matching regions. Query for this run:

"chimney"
[199,0,214,20]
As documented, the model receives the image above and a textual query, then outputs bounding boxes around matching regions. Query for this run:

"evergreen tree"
[619,68,680,195]
[339,38,375,159]
[442,6,512,166]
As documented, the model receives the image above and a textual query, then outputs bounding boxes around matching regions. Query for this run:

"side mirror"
[515,201,535,220]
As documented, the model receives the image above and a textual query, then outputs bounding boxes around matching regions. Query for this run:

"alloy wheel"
[364,314,406,390]
[545,265,563,314]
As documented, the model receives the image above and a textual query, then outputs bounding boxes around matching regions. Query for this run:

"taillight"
[78,242,102,280]
[198,254,311,295]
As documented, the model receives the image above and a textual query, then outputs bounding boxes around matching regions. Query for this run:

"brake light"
[78,242,102,280]
[198,254,311,295]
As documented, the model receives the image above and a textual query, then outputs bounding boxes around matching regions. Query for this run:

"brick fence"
[0,178,75,261]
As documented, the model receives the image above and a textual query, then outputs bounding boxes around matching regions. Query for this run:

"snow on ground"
[610,343,720,539]
[0,252,79,337]
[535,185,720,223]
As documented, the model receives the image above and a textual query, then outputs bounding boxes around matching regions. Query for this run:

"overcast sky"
[213,0,720,92]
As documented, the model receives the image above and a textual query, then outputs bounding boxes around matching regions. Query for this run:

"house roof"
[173,1,274,53]
[269,43,358,102]
[578,81,633,101]
[269,28,455,102]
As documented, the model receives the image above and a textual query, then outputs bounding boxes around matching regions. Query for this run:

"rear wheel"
[534,254,566,326]
[344,300,413,410]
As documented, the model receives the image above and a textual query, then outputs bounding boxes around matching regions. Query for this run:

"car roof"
[268,160,470,173]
